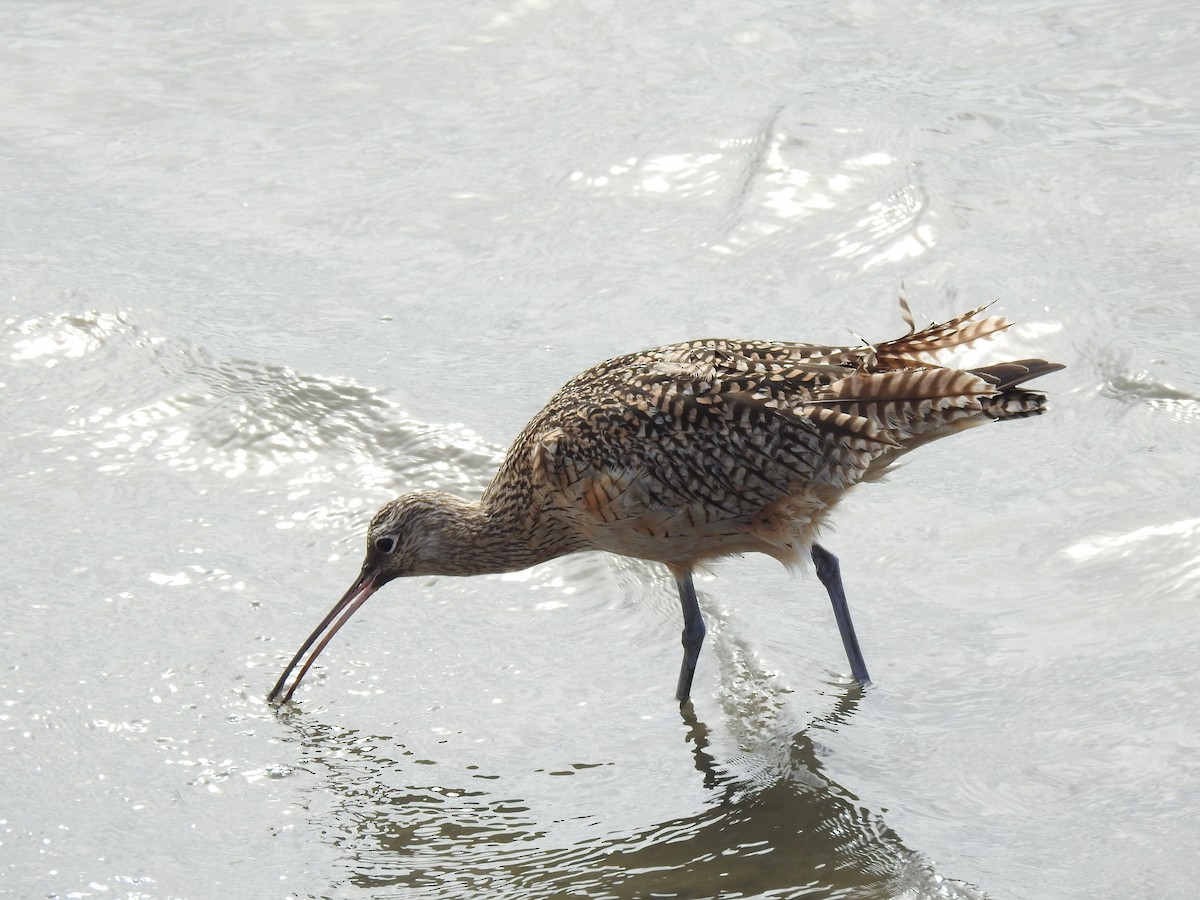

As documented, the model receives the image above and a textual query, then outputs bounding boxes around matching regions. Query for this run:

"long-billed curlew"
[269,300,1063,705]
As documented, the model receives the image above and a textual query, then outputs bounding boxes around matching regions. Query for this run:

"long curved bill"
[268,564,384,704]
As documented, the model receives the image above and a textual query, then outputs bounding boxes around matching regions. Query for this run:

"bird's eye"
[374,536,396,554]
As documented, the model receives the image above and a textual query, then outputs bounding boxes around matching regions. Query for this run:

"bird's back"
[482,303,1062,569]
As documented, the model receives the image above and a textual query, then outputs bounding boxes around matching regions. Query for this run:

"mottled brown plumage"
[269,301,1063,704]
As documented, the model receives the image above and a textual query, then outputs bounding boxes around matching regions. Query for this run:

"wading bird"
[269,300,1062,705]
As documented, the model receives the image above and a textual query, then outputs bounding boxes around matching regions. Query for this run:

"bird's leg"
[672,567,706,702]
[810,544,872,686]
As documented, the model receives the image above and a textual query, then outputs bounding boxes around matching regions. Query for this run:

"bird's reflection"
[277,681,984,899]
[678,678,864,792]
[679,699,724,791]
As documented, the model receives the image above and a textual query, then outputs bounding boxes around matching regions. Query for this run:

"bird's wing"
[522,345,898,531]
[504,303,1034,552]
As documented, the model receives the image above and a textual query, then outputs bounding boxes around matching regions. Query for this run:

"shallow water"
[3,1,1199,898]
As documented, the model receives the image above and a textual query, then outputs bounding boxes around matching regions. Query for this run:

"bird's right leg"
[811,543,872,685]
[672,567,706,702]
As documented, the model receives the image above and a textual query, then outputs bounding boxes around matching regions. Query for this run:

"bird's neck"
[426,492,574,576]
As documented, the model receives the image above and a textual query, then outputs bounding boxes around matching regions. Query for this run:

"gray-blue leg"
[674,569,706,702]
[811,543,872,685]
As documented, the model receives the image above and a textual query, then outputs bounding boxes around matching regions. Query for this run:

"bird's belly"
[539,463,850,569]
[583,522,770,567]
[571,488,843,570]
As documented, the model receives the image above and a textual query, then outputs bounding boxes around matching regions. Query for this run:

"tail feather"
[970,359,1067,390]
[795,301,1064,483]
[874,302,1011,369]
[971,359,1066,420]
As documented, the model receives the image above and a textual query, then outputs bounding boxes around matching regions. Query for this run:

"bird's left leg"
[811,543,872,685]
[671,567,706,702]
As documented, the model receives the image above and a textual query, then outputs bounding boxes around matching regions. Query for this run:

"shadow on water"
[278,686,985,900]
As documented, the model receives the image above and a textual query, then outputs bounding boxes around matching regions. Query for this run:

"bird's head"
[363,490,480,579]
[267,490,479,704]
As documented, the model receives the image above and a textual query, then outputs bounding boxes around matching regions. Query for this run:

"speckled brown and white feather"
[431,301,1067,574]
